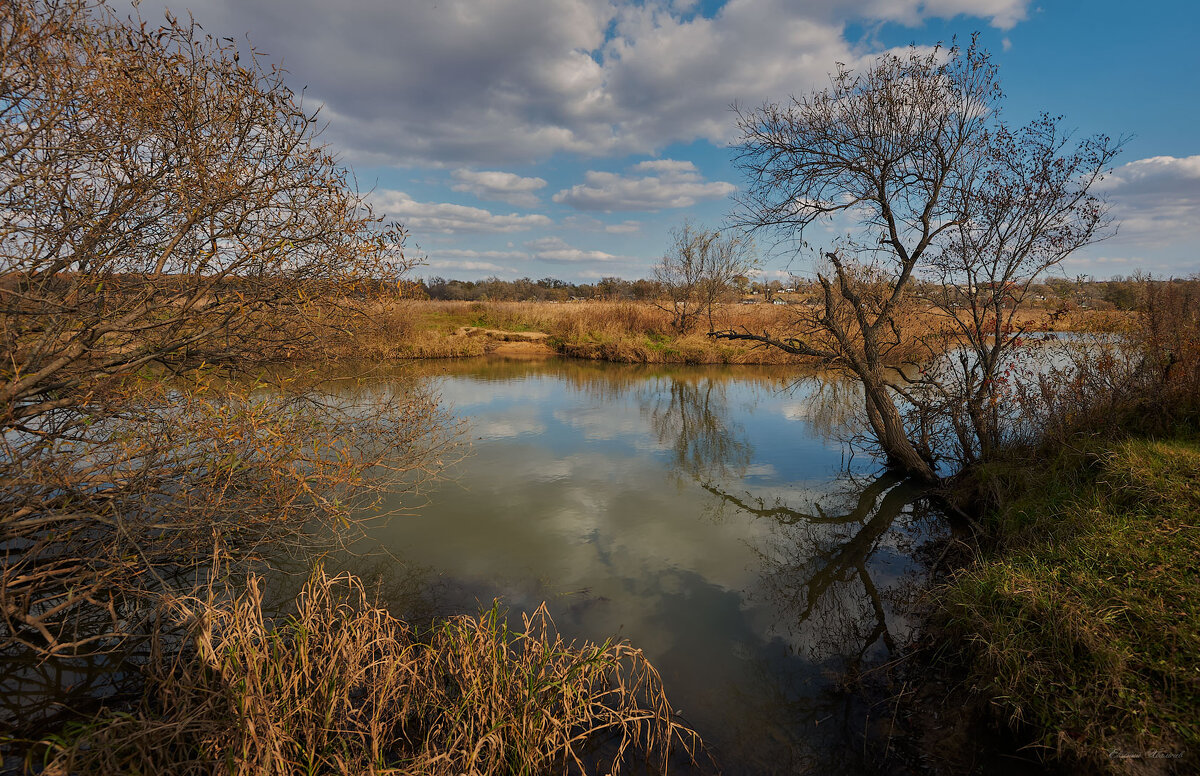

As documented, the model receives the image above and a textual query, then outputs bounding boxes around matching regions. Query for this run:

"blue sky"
[136,0,1199,282]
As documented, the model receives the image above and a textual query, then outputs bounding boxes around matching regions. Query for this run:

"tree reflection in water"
[640,366,943,773]
[707,475,932,665]
[642,375,755,481]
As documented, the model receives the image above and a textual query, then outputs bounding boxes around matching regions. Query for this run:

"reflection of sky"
[359,358,944,774]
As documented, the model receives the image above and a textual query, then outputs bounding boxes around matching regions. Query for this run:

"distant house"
[771,297,787,305]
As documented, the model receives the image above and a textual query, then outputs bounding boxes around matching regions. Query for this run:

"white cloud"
[1096,155,1200,249]
[423,248,530,273]
[750,268,796,282]
[425,259,515,273]
[576,268,650,281]
[134,0,1032,166]
[1099,155,1200,195]
[631,159,698,175]
[524,236,630,263]
[451,169,548,207]
[1062,255,1142,267]
[421,242,635,272]
[553,159,735,211]
[866,0,1028,30]
[374,190,552,234]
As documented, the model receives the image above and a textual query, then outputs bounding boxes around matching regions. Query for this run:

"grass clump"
[938,434,1200,771]
[34,569,700,775]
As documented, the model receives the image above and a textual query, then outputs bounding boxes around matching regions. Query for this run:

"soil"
[489,340,556,357]
[452,326,556,357]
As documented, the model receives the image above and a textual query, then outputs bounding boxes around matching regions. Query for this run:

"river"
[324,355,948,774]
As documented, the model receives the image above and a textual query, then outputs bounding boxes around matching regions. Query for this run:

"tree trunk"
[863,380,938,482]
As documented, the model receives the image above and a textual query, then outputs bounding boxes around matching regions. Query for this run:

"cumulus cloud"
[553,160,735,211]
[1096,155,1200,249]
[524,236,629,263]
[451,169,548,207]
[1099,155,1200,198]
[130,0,1031,166]
[631,159,698,175]
[861,0,1028,30]
[423,248,529,274]
[420,242,634,272]
[374,190,552,234]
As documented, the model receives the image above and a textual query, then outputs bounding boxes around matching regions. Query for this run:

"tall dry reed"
[35,569,700,776]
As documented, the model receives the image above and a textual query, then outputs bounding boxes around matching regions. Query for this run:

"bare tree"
[654,221,754,333]
[713,40,1118,480]
[0,0,451,657]
[910,117,1121,465]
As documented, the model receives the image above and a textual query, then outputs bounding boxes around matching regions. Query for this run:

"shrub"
[34,569,701,775]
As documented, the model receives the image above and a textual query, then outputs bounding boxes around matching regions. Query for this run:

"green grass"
[939,434,1200,770]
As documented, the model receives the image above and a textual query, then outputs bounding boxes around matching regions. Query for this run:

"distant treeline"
[412,273,1190,310]
[418,276,662,301]
[12,270,1176,311]
[418,275,827,302]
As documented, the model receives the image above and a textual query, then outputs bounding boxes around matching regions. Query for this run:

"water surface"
[343,357,945,774]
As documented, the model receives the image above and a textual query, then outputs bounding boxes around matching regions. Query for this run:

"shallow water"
[337,356,947,774]
[0,355,946,771]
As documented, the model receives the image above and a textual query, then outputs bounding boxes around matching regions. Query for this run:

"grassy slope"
[348,300,816,364]
[938,433,1200,770]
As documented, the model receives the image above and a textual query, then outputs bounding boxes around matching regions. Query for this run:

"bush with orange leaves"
[0,0,448,660]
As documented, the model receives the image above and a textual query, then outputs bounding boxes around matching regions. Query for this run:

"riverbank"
[338,299,1115,365]
[908,424,1200,774]
[347,299,810,363]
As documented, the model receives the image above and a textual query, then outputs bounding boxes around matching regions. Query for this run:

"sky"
[131,0,1200,283]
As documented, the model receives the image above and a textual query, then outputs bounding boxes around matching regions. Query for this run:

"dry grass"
[309,297,1111,367]
[333,299,876,364]
[539,301,803,364]
[328,301,490,359]
[33,568,700,776]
